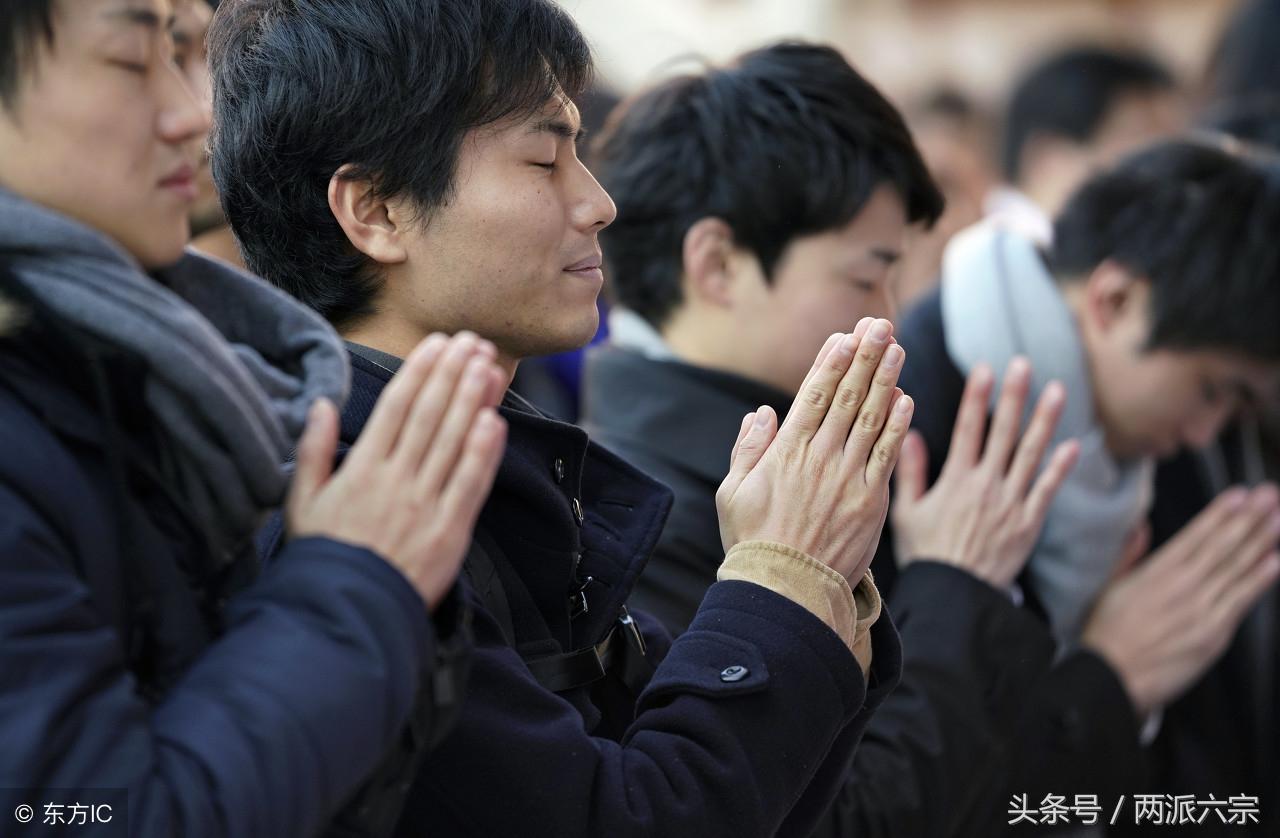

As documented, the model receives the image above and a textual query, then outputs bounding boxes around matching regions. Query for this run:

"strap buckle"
[616,605,646,658]
[569,575,594,620]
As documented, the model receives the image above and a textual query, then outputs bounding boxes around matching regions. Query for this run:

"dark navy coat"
[314,350,902,838]
[581,344,1059,838]
[0,289,464,837]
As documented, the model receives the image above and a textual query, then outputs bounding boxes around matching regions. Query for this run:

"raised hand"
[716,318,914,581]
[287,331,509,610]
[891,357,1080,588]
[1082,484,1280,714]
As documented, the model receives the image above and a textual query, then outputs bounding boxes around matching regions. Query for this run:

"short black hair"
[1047,137,1280,361]
[1208,0,1280,104]
[209,0,592,328]
[0,0,53,106]
[1202,96,1280,152]
[593,41,944,329]
[1002,46,1176,184]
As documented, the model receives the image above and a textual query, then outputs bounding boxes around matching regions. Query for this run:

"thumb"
[728,412,755,473]
[288,398,338,523]
[721,406,778,496]
[894,430,929,505]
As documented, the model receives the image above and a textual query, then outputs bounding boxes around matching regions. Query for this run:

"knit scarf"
[940,221,1153,641]
[0,189,349,555]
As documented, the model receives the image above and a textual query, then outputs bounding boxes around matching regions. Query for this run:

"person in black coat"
[211,3,908,836]
[1102,99,1280,838]
[882,139,1280,834]
[580,43,1095,837]
[0,2,508,836]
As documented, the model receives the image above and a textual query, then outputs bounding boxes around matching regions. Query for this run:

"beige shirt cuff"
[717,540,883,678]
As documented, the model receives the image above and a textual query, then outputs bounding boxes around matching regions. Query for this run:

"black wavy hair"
[593,41,944,329]
[0,0,53,106]
[1048,137,1280,360]
[209,0,592,328]
[1002,46,1176,184]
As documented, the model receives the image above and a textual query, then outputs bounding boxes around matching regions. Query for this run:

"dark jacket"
[290,350,902,838]
[880,288,1147,833]
[0,286,466,837]
[583,344,1063,837]
[1109,431,1280,837]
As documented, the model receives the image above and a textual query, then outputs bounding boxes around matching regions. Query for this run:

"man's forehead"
[101,0,175,30]
[172,0,212,38]
[527,96,581,131]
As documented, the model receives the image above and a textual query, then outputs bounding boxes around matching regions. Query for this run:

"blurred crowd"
[2,0,1280,836]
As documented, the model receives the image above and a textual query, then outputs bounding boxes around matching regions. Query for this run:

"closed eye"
[112,59,150,75]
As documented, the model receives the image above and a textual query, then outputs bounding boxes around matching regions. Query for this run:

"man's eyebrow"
[104,8,177,33]
[529,117,586,143]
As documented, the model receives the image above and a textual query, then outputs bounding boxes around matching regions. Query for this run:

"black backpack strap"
[518,605,653,696]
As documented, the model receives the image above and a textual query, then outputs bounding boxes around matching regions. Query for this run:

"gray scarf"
[0,189,349,552]
[940,222,1153,641]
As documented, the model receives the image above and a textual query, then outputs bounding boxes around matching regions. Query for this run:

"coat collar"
[343,348,673,647]
[582,345,794,485]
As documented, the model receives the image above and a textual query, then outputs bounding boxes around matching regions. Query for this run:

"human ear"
[327,165,408,266]
[1082,260,1146,337]
[680,217,736,309]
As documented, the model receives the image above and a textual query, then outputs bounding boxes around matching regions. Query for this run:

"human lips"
[564,253,602,271]
[564,252,604,283]
[158,163,198,201]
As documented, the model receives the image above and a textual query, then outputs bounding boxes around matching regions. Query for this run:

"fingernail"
[883,344,905,369]
[894,395,914,416]
[869,320,891,341]
[853,317,873,338]
[754,408,770,429]
[1226,488,1248,509]
[836,333,857,358]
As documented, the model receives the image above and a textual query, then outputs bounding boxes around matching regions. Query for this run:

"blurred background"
[567,0,1233,105]
[520,0,1276,420]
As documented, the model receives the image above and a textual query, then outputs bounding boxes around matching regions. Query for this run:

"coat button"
[554,458,566,483]
[720,665,749,682]
[572,497,584,526]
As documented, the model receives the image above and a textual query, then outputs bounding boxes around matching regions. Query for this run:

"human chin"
[116,214,191,269]
[564,300,601,349]
[536,299,600,356]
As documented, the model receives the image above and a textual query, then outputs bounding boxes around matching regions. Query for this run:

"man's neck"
[661,313,788,395]
[342,322,519,388]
